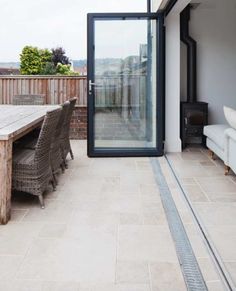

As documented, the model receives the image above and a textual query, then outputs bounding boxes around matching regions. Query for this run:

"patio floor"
[0,141,228,290]
[167,146,236,290]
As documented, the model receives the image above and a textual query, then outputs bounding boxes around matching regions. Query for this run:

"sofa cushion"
[204,124,229,149]
[224,106,236,130]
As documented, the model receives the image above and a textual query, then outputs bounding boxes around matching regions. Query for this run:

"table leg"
[0,140,12,224]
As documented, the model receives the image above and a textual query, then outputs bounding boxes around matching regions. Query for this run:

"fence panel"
[0,76,87,105]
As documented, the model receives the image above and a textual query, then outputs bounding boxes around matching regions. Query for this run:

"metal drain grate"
[150,158,208,291]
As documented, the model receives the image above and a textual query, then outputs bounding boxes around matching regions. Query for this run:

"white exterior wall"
[164,0,190,152]
[189,0,236,124]
[152,0,163,11]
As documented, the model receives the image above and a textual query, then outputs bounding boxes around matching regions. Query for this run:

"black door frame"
[87,12,165,157]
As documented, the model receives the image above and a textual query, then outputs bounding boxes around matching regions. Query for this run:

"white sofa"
[225,128,236,174]
[203,106,236,175]
[203,124,229,162]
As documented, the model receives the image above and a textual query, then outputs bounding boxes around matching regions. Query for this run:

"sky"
[0,0,148,62]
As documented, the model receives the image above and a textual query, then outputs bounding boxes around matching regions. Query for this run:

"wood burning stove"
[180,5,208,149]
[181,102,208,148]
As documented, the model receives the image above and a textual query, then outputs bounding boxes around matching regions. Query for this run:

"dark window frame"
[87,12,165,157]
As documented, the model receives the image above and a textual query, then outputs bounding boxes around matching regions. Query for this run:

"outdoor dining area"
[0,95,77,224]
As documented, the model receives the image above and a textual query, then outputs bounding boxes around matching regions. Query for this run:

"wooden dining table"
[0,105,60,224]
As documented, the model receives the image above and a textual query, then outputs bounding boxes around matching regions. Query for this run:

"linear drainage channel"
[150,158,208,291]
[164,155,234,291]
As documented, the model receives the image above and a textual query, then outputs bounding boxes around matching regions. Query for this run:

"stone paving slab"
[0,141,225,290]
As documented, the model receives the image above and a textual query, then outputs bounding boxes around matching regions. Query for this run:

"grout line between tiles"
[151,157,208,291]
[165,154,235,291]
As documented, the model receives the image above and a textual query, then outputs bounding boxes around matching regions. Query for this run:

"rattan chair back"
[50,101,70,174]
[55,101,70,140]
[13,94,45,105]
[60,97,77,164]
[34,108,62,162]
[65,97,77,134]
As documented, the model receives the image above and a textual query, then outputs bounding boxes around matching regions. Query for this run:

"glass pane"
[94,18,157,149]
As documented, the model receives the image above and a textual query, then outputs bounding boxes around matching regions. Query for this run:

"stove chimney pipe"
[180,5,197,103]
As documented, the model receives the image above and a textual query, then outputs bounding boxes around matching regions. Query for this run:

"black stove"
[180,5,208,149]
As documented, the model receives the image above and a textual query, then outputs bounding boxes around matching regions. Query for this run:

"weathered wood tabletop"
[0,105,60,224]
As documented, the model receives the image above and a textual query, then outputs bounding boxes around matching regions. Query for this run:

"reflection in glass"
[94,19,156,148]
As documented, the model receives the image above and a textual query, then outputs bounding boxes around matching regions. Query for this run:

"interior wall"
[181,0,236,124]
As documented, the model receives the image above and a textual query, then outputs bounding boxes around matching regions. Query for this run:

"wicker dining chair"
[50,101,70,183]
[13,94,45,105]
[12,108,62,208]
[60,97,77,168]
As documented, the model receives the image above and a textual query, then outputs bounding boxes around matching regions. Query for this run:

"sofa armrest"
[224,128,236,165]
[225,128,236,141]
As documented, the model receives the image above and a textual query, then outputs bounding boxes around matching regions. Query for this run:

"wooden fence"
[0,76,87,105]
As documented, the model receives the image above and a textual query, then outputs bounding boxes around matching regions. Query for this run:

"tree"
[40,62,57,75]
[52,47,70,67]
[20,46,77,75]
[20,46,52,75]
[20,46,42,75]
[39,48,53,73]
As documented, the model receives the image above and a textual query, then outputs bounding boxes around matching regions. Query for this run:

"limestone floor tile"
[63,180,103,195]
[140,184,160,196]
[199,160,215,167]
[194,203,236,226]
[206,192,236,203]
[119,213,143,225]
[224,262,236,286]
[178,210,195,225]
[89,166,121,177]
[88,283,151,291]
[170,189,189,212]
[196,177,236,193]
[118,225,178,262]
[0,280,43,291]
[206,226,236,261]
[38,223,67,238]
[206,280,227,291]
[149,262,186,291]
[142,203,167,226]
[184,225,209,259]
[21,200,74,223]
[200,165,224,176]
[116,261,149,284]
[17,235,116,282]
[100,177,121,193]
[197,258,221,282]
[9,209,28,223]
[0,223,43,256]
[42,281,79,291]
[67,192,102,204]
[141,192,162,205]
[135,161,153,170]
[119,183,141,194]
[179,178,197,185]
[183,185,209,202]
[69,210,120,226]
[179,151,209,161]
[173,165,211,178]
[0,256,23,280]
[98,193,142,213]
[120,172,155,186]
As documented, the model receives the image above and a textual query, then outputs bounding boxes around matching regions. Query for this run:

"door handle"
[89,80,97,94]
